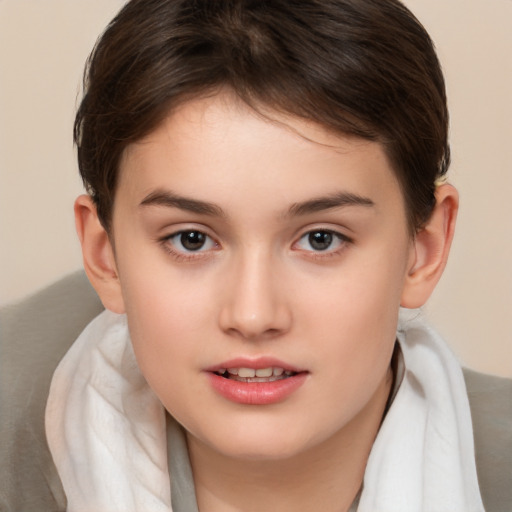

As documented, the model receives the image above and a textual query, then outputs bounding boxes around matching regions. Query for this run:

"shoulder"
[0,272,103,511]
[463,367,512,512]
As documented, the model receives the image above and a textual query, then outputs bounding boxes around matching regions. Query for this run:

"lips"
[205,358,308,405]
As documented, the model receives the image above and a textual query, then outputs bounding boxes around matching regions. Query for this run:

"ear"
[400,184,459,309]
[74,195,125,313]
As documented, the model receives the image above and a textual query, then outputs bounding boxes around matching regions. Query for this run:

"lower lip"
[206,372,308,405]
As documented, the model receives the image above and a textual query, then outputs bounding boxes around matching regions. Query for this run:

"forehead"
[116,94,404,221]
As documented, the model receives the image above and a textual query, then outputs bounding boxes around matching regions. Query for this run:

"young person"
[1,0,511,511]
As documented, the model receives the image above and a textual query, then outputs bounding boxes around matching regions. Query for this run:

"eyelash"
[160,230,219,262]
[293,229,352,259]
[160,228,352,262]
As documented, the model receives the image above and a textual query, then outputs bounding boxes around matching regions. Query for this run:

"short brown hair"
[74,0,449,233]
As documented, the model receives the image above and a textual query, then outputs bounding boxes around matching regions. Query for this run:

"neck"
[187,366,393,512]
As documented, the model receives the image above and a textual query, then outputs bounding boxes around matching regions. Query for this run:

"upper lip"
[204,356,305,373]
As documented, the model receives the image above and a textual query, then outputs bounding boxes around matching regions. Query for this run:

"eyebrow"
[139,189,374,217]
[140,189,225,216]
[287,192,375,216]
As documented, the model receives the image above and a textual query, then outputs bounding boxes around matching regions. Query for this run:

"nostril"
[224,326,286,341]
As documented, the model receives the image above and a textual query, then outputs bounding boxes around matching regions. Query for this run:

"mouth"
[214,366,297,383]
[206,358,307,404]
[207,363,308,405]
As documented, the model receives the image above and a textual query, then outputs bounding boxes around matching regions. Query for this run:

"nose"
[218,251,292,341]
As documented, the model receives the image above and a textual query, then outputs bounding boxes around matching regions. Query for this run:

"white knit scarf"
[45,309,484,512]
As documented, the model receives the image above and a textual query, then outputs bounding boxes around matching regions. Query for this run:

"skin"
[76,93,458,511]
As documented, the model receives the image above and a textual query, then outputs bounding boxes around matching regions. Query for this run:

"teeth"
[238,368,256,378]
[219,367,293,378]
[255,368,273,377]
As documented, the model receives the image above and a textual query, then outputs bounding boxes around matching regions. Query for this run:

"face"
[110,93,415,461]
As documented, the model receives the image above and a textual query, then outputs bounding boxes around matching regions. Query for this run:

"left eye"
[295,230,346,252]
[166,230,216,253]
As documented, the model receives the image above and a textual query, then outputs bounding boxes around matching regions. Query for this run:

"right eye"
[165,230,217,254]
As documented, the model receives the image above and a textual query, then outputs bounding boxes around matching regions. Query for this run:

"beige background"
[0,0,510,377]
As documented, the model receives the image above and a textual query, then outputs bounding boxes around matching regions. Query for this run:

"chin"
[189,416,333,463]
[211,439,310,462]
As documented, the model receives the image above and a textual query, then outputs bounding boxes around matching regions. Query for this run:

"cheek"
[118,237,216,326]
[116,258,218,391]
[302,245,406,326]
[297,244,408,381]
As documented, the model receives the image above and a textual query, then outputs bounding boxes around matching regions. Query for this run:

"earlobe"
[74,195,125,314]
[400,184,458,309]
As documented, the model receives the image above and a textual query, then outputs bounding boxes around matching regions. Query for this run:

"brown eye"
[308,231,333,251]
[295,229,348,253]
[180,231,206,251]
[166,230,216,253]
